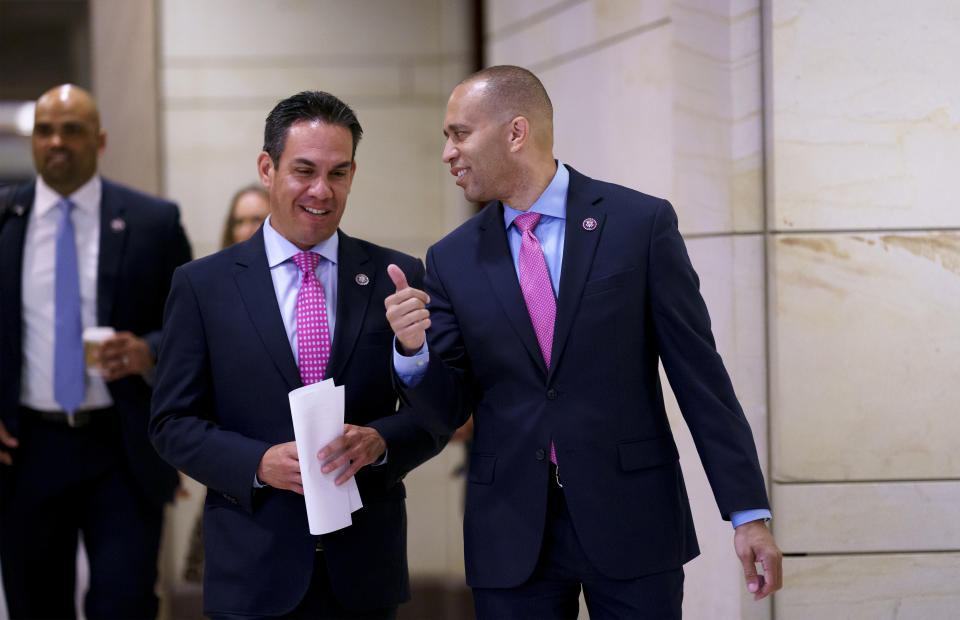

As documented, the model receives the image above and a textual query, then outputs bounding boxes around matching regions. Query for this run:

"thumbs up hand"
[385,264,431,355]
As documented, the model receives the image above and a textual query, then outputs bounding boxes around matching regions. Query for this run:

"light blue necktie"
[54,198,85,414]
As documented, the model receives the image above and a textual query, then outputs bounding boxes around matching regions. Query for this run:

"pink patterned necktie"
[514,212,558,464]
[292,251,331,385]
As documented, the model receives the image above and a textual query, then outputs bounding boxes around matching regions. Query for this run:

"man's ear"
[508,116,530,153]
[256,151,274,188]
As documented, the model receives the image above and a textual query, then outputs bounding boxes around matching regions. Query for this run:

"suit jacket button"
[546,388,557,400]
[535,449,546,461]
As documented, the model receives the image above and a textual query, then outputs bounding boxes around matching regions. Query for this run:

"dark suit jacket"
[0,178,191,507]
[149,228,447,616]
[399,165,770,588]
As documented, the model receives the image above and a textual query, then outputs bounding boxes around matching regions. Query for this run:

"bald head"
[459,65,554,151]
[33,84,105,196]
[36,84,101,127]
[442,66,558,209]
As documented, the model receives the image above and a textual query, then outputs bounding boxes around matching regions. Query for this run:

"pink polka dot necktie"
[514,212,558,464]
[292,251,330,385]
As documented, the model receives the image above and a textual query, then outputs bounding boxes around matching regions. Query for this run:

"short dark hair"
[262,91,363,165]
[463,65,553,123]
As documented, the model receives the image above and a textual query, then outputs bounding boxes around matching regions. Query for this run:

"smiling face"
[442,81,516,204]
[32,85,105,196]
[257,120,356,250]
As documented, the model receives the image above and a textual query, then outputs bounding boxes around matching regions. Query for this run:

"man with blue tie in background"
[386,65,782,618]
[0,84,192,619]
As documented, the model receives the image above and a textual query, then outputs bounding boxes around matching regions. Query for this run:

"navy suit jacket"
[0,178,191,507]
[399,165,770,588]
[149,228,447,616]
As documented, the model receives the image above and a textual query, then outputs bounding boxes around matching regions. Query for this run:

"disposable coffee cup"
[82,327,115,375]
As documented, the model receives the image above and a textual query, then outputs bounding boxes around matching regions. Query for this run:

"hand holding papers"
[288,379,363,535]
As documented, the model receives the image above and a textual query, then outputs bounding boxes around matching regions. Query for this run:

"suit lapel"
[96,180,128,325]
[477,202,546,373]
[325,231,373,382]
[233,230,302,391]
[0,185,33,356]
[549,167,605,381]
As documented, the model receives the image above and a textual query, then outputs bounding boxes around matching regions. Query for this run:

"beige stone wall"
[90,0,162,196]
[767,0,960,617]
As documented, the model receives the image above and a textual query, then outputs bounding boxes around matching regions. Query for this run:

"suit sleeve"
[647,199,769,518]
[392,246,476,437]
[149,267,271,513]
[368,256,450,482]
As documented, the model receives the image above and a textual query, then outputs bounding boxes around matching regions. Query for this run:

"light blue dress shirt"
[262,215,339,355]
[393,165,769,527]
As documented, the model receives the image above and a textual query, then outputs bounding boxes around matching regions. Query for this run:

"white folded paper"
[288,378,363,534]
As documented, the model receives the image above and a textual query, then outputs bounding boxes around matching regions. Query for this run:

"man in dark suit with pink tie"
[150,91,446,619]
[386,65,783,619]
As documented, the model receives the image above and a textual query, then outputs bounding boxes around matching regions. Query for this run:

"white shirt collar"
[34,174,102,218]
[262,214,339,269]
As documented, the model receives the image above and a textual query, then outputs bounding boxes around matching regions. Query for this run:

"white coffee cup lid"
[82,326,116,342]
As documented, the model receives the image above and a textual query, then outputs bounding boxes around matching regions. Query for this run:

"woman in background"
[220,184,269,248]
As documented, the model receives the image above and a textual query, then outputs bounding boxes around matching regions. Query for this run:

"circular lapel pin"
[110,218,126,232]
[582,217,598,231]
[13,204,25,216]
[355,273,370,286]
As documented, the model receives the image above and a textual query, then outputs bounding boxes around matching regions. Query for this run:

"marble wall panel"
[164,65,410,103]
[673,104,762,233]
[411,57,475,100]
[774,481,960,554]
[770,232,960,481]
[529,26,674,200]
[162,107,266,257]
[404,446,467,575]
[488,0,669,71]
[161,0,460,59]
[776,553,960,619]
[770,0,960,230]
[91,0,162,195]
[486,0,576,37]
[673,1,763,234]
[673,1,760,63]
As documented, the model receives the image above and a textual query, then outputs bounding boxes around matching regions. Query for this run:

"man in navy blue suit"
[386,66,782,618]
[150,91,446,619]
[0,85,192,618]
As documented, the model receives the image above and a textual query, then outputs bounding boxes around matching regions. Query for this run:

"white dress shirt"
[21,175,113,411]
